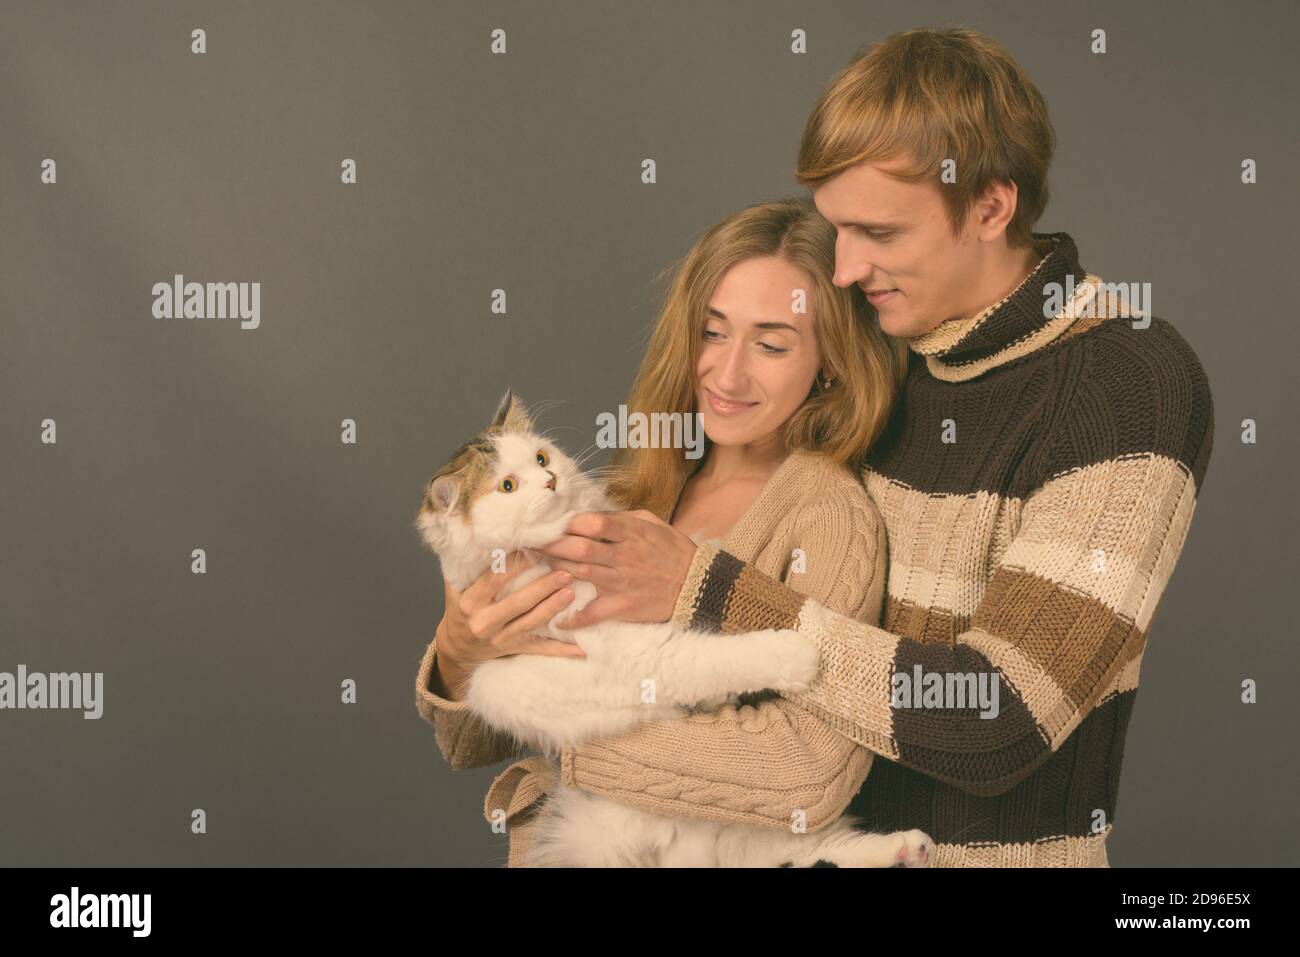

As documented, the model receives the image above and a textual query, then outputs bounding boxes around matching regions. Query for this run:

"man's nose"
[834,235,869,287]
[834,257,870,288]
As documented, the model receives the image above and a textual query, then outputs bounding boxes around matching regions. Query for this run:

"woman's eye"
[536,450,549,467]
[705,329,782,353]
[498,476,516,493]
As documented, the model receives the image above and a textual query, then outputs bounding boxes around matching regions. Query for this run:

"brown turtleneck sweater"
[551,231,1215,866]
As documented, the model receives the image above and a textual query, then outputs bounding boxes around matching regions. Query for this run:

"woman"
[414,197,909,865]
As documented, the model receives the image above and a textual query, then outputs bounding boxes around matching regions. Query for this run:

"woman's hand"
[433,552,586,700]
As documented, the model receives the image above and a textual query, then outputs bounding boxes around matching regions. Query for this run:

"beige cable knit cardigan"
[413,445,887,865]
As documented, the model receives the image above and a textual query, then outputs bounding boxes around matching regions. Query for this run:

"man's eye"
[498,476,517,493]
[536,450,549,467]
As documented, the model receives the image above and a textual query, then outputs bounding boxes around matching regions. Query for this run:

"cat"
[416,389,935,868]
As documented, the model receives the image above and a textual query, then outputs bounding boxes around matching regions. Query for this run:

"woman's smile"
[704,387,759,416]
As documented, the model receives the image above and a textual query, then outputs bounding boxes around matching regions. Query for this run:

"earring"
[819,371,836,389]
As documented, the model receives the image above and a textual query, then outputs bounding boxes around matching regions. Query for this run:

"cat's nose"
[545,475,556,491]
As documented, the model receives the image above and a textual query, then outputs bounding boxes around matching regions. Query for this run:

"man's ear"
[973,179,1020,241]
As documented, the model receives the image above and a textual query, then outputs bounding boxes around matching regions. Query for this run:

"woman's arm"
[560,484,889,831]
[415,625,527,769]
[414,555,580,769]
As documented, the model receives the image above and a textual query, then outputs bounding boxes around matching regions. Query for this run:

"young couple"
[416,26,1214,867]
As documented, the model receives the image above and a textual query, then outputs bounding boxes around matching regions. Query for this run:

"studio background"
[1,0,1295,866]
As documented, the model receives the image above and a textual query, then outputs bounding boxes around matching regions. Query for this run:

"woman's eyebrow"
[706,307,802,335]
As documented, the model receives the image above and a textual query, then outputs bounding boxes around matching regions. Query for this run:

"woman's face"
[695,256,824,450]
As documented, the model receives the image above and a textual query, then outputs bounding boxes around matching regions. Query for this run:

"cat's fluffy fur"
[416,389,934,867]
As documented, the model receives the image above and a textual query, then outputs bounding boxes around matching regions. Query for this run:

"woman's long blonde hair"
[604,197,909,519]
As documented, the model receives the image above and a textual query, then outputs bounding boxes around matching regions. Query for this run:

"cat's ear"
[489,388,533,433]
[427,475,461,514]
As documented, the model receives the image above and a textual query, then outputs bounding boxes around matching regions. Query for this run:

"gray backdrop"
[1,0,1295,867]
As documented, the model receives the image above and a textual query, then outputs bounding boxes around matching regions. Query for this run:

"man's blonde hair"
[795,26,1055,249]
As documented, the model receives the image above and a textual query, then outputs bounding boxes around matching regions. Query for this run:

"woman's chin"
[702,423,760,447]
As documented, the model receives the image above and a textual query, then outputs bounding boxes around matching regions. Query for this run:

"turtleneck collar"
[906,231,1090,382]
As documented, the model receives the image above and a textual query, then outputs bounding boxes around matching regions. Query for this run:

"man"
[418,26,1214,866]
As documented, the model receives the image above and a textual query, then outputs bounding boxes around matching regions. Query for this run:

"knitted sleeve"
[557,484,888,831]
[650,337,1215,798]
[414,633,527,769]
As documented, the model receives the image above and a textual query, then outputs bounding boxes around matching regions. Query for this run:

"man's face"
[812,158,985,339]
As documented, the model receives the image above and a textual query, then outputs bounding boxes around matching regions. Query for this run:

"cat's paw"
[718,629,819,695]
[889,829,935,868]
[545,580,599,633]
[789,824,933,869]
[771,631,820,692]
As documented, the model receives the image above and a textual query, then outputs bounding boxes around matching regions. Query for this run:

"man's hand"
[534,509,698,628]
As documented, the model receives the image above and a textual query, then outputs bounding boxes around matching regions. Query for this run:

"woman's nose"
[717,343,748,389]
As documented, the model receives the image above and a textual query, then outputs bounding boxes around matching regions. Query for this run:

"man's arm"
[414,629,526,769]
[565,340,1214,802]
[658,362,1213,797]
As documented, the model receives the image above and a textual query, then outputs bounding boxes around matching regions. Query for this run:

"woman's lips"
[704,388,758,416]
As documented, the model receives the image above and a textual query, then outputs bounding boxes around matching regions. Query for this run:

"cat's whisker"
[574,468,620,483]
[538,426,583,445]
[570,447,612,471]
[526,399,566,424]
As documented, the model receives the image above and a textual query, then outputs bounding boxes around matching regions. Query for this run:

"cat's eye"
[536,450,549,467]
[498,476,517,493]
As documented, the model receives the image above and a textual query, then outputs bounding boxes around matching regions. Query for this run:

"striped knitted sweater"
[559,231,1215,866]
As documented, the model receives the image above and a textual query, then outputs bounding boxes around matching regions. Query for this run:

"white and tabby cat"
[416,389,933,867]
